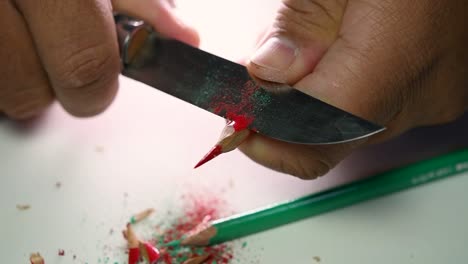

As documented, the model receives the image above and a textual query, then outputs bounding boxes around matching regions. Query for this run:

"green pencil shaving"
[165,149,468,247]
[129,208,155,224]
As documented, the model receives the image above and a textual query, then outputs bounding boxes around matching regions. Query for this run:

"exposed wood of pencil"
[180,225,218,246]
[194,121,250,168]
[176,149,468,246]
[217,121,250,153]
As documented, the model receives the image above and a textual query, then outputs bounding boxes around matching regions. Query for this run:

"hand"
[0,0,198,120]
[241,0,468,179]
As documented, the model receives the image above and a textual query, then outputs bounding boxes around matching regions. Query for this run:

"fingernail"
[250,36,298,83]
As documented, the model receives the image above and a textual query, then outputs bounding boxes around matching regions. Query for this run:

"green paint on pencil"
[168,149,468,247]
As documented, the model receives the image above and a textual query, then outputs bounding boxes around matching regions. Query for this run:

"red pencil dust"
[225,113,253,132]
[195,78,260,169]
[154,193,235,263]
[194,115,252,169]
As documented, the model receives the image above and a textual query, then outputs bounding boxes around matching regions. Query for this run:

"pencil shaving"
[130,208,155,224]
[124,223,161,264]
[16,204,31,211]
[182,253,211,264]
[139,241,161,263]
[123,223,139,248]
[29,253,44,264]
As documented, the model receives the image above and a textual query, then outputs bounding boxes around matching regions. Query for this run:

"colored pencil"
[194,120,250,168]
[169,148,468,246]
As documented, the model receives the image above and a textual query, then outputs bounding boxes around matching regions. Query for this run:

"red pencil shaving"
[30,253,44,264]
[140,242,161,264]
[123,223,161,264]
[58,249,65,256]
[194,117,251,169]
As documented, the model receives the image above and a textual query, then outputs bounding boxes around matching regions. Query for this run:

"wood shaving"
[16,204,31,211]
[30,253,44,264]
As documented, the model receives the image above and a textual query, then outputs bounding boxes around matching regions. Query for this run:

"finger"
[239,133,364,180]
[0,2,53,120]
[15,0,120,117]
[247,0,347,84]
[112,0,200,47]
[241,1,429,178]
[236,26,270,65]
[288,1,437,141]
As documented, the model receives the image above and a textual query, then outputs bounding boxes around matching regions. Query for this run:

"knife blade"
[115,16,384,144]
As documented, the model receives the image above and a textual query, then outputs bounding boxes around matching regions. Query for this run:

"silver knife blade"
[118,22,384,144]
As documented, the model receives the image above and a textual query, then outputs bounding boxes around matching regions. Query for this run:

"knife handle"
[114,14,152,66]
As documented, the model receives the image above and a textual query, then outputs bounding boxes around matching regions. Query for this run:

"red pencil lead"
[194,145,222,168]
[194,119,251,169]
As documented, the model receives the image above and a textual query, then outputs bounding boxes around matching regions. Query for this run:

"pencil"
[194,120,250,168]
[168,148,468,247]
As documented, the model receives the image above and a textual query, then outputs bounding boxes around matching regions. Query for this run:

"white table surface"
[1,1,468,263]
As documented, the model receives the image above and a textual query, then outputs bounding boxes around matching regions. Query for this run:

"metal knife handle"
[114,14,151,66]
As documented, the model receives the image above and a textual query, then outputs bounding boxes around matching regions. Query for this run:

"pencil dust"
[152,194,235,263]
[194,81,260,168]
[96,192,251,264]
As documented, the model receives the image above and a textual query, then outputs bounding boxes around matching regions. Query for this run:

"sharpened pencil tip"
[194,145,223,169]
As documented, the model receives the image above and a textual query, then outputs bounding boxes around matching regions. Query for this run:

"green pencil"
[166,149,468,247]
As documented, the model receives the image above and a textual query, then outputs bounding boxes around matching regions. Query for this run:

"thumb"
[112,0,200,47]
[248,0,346,84]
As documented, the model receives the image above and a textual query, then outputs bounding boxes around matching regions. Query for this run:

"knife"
[114,15,384,144]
